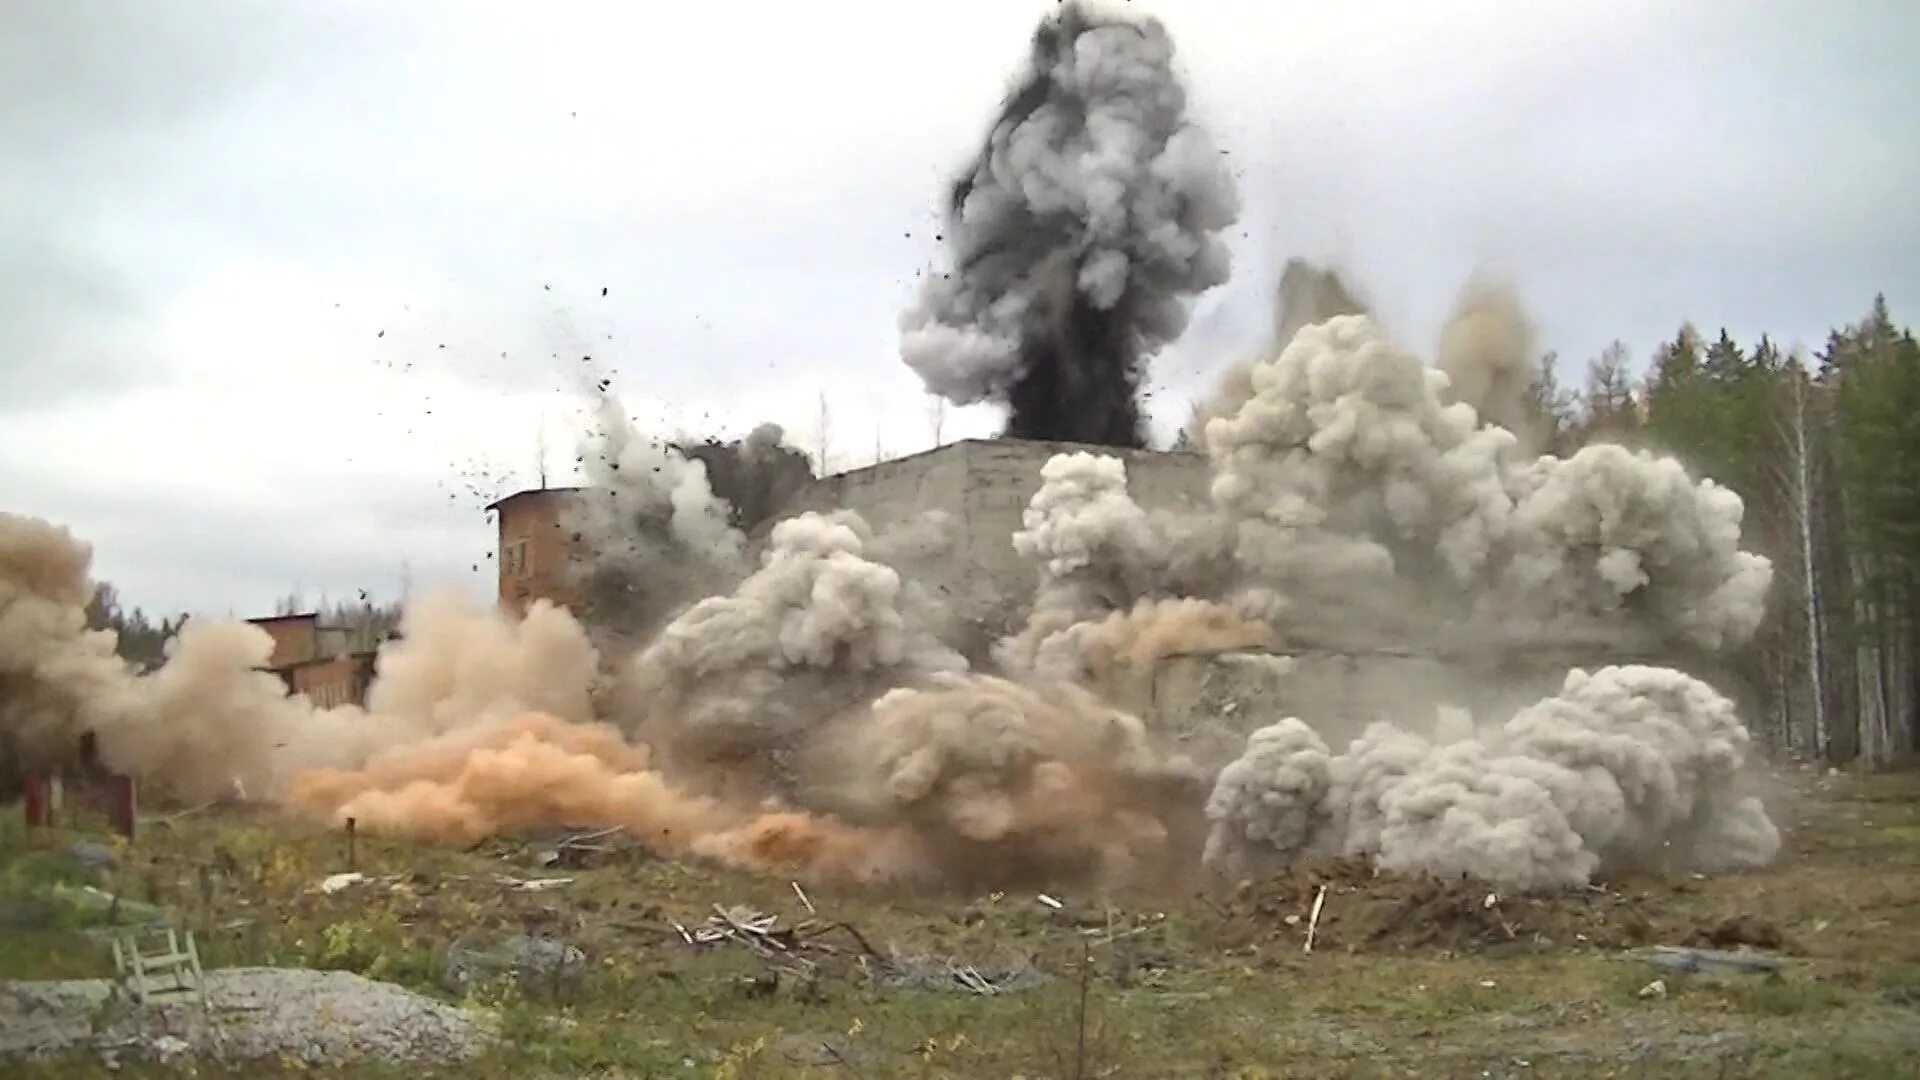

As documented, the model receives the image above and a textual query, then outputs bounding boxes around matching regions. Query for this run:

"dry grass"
[5,766,1920,1077]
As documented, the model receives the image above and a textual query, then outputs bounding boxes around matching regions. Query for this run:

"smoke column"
[1436,274,1543,452]
[900,2,1238,446]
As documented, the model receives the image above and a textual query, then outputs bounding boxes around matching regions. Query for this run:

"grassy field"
[5,765,1920,1078]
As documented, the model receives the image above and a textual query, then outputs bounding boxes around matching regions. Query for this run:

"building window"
[507,540,530,579]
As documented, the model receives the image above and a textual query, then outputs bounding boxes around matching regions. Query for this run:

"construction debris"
[318,873,367,895]
[528,825,629,869]
[881,952,1047,996]
[493,875,574,892]
[1303,884,1328,953]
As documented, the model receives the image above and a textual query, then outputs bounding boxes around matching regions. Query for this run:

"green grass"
[7,775,1920,1077]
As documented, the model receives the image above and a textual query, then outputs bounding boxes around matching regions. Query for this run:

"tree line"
[1530,295,1918,766]
[86,586,402,669]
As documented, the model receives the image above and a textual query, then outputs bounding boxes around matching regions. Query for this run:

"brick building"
[486,487,586,618]
[246,612,378,709]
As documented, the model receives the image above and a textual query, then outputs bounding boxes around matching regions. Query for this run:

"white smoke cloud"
[1205,665,1780,889]
[1190,258,1371,444]
[1201,717,1331,880]
[1192,313,1771,650]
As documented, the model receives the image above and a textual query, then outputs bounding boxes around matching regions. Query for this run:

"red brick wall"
[250,615,319,668]
[288,654,374,709]
[496,489,584,617]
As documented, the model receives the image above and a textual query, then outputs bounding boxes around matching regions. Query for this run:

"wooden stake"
[346,817,358,871]
[1303,885,1328,954]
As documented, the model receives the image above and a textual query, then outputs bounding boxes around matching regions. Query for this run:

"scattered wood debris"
[530,826,628,869]
[493,876,573,893]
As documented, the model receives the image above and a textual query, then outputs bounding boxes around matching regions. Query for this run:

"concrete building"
[245,612,377,709]
[777,438,1209,656]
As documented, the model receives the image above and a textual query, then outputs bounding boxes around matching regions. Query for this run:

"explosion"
[0,5,1785,898]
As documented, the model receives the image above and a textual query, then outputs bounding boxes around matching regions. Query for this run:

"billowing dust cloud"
[1189,258,1370,444]
[1,300,1782,891]
[987,304,1776,887]
[1203,665,1780,888]
[899,2,1238,447]
[2,7,1787,897]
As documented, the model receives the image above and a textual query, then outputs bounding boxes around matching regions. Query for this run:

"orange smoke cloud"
[286,712,923,882]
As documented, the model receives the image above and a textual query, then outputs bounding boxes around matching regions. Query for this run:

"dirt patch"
[1683,913,1789,951]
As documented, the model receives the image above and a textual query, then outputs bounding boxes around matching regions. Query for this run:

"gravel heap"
[0,967,492,1068]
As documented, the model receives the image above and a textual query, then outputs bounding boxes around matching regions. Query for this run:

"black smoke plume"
[899,2,1238,447]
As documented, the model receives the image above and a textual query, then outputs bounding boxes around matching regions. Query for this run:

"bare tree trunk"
[1786,375,1831,760]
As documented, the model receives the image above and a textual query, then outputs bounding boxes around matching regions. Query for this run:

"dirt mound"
[1239,858,1659,954]
[1683,914,1788,951]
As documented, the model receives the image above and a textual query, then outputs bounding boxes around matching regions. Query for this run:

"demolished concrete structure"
[775,439,1210,659]
[490,438,1686,757]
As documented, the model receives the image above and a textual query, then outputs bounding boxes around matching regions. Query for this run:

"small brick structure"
[23,732,136,839]
[23,772,137,840]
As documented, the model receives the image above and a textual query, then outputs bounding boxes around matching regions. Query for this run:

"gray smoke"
[815,671,1209,888]
[900,2,1238,446]
[1204,666,1780,889]
[619,510,966,791]
[1203,313,1771,650]
[995,451,1244,680]
[564,395,752,641]
[1189,258,1371,445]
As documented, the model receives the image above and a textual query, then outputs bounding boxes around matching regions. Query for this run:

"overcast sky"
[4,0,1915,618]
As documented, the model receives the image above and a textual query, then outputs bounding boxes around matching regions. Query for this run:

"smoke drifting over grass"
[900,2,1237,447]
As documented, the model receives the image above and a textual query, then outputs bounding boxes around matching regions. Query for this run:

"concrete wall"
[1100,647,1712,766]
[778,439,1210,657]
